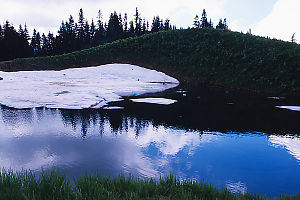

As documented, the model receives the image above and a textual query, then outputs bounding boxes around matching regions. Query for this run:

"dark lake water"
[0,86,299,197]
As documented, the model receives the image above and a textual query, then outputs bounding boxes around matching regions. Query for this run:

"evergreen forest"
[0,8,228,62]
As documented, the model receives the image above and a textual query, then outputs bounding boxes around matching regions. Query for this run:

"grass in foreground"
[0,169,299,200]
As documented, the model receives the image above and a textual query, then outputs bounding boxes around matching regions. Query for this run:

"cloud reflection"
[269,135,300,162]
[0,107,217,179]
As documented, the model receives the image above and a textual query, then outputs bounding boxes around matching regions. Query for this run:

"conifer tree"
[123,13,128,32]
[107,11,123,42]
[200,9,209,28]
[90,19,96,39]
[35,32,41,56]
[223,18,228,30]
[142,18,147,34]
[91,10,106,46]
[216,18,224,29]
[65,15,77,52]
[30,29,38,56]
[164,19,171,30]
[128,20,135,36]
[84,21,91,47]
[17,25,31,58]
[216,18,228,30]
[134,7,142,35]
[151,16,161,32]
[291,33,296,43]
[2,22,22,60]
[0,25,3,60]
[55,22,67,54]
[77,8,86,49]
[40,33,49,56]
[208,19,213,28]
[0,25,3,39]
[47,32,55,55]
[24,24,30,41]
[193,15,200,28]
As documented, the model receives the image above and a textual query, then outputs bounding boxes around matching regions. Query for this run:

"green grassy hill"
[1,28,300,96]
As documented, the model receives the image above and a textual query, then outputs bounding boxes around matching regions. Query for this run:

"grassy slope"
[0,169,299,200]
[0,28,300,96]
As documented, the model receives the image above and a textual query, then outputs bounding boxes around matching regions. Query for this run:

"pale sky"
[0,0,299,42]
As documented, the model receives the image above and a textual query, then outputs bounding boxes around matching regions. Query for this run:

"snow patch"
[130,98,177,105]
[102,106,125,110]
[276,106,300,112]
[0,64,179,109]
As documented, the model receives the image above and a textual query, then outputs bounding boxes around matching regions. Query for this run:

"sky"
[0,0,299,42]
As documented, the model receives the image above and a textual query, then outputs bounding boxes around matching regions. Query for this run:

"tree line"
[193,9,228,30]
[0,8,228,62]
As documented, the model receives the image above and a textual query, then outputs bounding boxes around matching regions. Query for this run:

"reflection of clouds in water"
[269,135,300,162]
[0,108,218,178]
[0,148,59,171]
[126,124,217,156]
[226,181,247,194]
[0,107,35,137]
[0,108,71,138]
[0,130,159,178]
[23,149,59,170]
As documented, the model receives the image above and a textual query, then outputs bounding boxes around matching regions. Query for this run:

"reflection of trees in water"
[58,109,156,138]
[60,110,98,138]
[0,105,34,128]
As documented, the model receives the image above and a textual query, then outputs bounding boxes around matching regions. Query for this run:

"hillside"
[0,28,300,96]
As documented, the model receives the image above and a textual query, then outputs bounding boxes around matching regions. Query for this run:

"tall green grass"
[0,28,300,96]
[0,169,299,200]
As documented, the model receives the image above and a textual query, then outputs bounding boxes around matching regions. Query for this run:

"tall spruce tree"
[77,8,86,49]
[55,22,67,54]
[84,21,91,47]
[123,13,128,32]
[17,25,32,58]
[216,18,228,30]
[30,29,38,56]
[106,11,123,42]
[90,19,96,39]
[92,10,106,46]
[134,7,142,35]
[223,18,228,30]
[35,32,41,56]
[200,9,209,28]
[1,22,21,60]
[193,15,200,28]
[128,20,135,36]
[0,25,3,60]
[141,18,147,34]
[47,32,55,55]
[40,33,49,56]
[208,19,213,28]
[65,15,77,52]
[151,16,161,32]
[164,19,171,30]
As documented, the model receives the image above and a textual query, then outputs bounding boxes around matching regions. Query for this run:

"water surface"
[0,87,299,197]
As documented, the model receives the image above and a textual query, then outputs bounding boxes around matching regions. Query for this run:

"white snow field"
[130,98,177,105]
[276,106,300,112]
[0,64,179,109]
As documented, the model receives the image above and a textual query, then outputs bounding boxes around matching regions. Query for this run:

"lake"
[0,86,299,198]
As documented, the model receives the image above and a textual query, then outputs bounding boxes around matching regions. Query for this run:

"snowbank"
[0,64,179,109]
[130,98,177,105]
[276,106,300,112]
